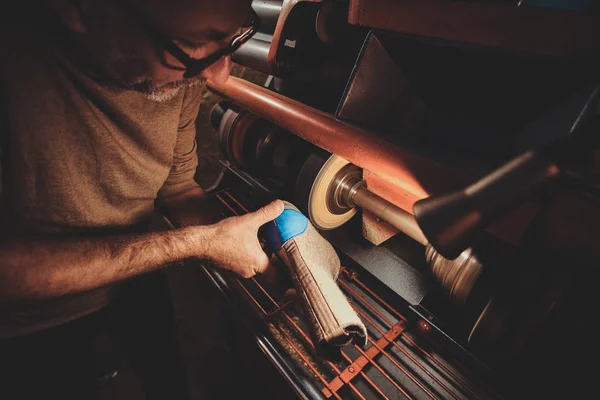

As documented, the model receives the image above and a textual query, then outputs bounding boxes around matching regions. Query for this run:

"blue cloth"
[266,202,309,251]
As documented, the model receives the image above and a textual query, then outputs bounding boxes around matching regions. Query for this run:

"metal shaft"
[342,181,482,305]
[344,182,429,246]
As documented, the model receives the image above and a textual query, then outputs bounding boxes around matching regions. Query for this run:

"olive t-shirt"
[0,19,204,338]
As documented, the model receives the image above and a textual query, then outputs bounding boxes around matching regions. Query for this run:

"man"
[0,0,283,398]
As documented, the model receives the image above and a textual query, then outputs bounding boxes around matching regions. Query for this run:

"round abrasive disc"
[296,152,357,230]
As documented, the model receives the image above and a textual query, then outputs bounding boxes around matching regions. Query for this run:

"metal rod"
[353,344,415,400]
[351,185,429,246]
[215,193,240,216]
[223,191,251,212]
[401,335,481,399]
[268,299,294,317]
[207,77,466,203]
[341,352,390,400]
[250,277,282,310]
[237,278,268,314]
[338,279,395,327]
[342,269,407,322]
[389,341,465,400]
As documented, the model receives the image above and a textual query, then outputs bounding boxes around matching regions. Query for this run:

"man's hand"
[205,200,285,278]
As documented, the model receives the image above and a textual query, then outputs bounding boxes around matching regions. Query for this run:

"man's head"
[49,0,253,101]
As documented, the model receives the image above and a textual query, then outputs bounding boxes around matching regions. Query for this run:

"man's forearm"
[0,226,209,301]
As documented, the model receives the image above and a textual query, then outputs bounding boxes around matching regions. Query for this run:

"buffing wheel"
[218,108,261,169]
[296,152,358,230]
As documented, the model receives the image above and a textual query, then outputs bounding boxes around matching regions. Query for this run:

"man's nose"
[200,56,232,85]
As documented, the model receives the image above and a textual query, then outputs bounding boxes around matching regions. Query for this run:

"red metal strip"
[325,322,406,391]
[341,352,390,400]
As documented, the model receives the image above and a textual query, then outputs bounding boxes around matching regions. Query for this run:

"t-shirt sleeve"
[157,82,204,199]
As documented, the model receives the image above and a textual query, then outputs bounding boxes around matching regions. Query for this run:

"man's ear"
[46,0,89,33]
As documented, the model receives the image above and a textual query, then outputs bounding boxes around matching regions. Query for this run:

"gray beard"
[141,85,182,103]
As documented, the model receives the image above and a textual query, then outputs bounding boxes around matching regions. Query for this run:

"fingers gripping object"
[266,201,368,358]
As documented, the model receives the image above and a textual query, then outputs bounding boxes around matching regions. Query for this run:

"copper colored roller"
[207,77,466,206]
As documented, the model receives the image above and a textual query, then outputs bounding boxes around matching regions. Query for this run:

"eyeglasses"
[116,0,261,78]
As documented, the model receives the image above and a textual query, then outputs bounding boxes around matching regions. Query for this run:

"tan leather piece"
[277,223,368,357]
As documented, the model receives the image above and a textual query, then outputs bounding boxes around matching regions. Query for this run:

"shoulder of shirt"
[181,79,207,106]
[185,79,207,96]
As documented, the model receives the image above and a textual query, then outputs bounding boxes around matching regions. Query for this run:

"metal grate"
[214,190,501,400]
